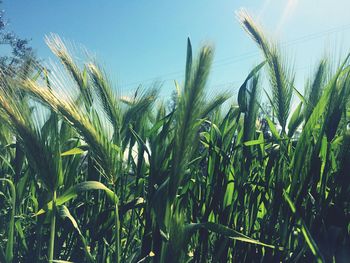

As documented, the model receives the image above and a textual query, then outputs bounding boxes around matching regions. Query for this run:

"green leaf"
[293,86,306,104]
[0,155,15,174]
[238,81,248,112]
[243,137,264,146]
[35,181,118,216]
[266,116,281,140]
[15,220,28,251]
[287,102,303,137]
[129,127,151,156]
[238,61,266,112]
[186,222,275,249]
[283,191,324,263]
[58,205,94,262]
[61,145,89,156]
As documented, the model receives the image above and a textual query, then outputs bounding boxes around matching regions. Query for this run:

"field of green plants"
[0,11,350,263]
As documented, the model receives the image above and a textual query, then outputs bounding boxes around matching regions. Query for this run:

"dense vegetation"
[1,10,350,263]
[0,1,34,75]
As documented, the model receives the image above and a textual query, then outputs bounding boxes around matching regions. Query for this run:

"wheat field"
[0,11,349,263]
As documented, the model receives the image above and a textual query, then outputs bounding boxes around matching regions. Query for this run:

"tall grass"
[0,10,350,263]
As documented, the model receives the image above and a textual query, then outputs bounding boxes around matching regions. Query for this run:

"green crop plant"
[0,10,349,263]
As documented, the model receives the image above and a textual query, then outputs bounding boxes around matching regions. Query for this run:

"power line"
[119,22,350,92]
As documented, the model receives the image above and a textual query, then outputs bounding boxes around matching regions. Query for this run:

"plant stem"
[48,190,57,262]
[115,202,120,263]
[112,181,120,263]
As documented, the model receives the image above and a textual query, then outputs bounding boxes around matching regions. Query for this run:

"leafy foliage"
[0,10,350,263]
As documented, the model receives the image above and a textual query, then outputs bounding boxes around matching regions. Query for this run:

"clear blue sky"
[3,0,350,98]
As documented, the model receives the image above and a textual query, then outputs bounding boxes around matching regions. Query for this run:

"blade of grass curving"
[177,222,275,253]
[238,61,266,112]
[35,181,118,216]
[200,92,231,119]
[283,191,325,263]
[58,205,94,262]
